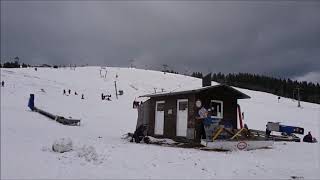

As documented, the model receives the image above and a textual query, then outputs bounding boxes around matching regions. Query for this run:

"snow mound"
[76,145,103,164]
[52,138,73,153]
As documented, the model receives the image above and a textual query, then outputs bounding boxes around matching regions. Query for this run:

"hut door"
[155,101,165,135]
[176,99,188,137]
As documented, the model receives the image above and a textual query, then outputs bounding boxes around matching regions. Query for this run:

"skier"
[75,91,78,95]
[63,89,66,95]
[81,94,84,99]
[68,89,71,94]
[1,81,4,87]
[101,93,105,100]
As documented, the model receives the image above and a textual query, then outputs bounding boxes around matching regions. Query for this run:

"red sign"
[237,141,248,150]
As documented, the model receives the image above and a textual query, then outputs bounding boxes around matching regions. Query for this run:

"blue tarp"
[279,125,304,135]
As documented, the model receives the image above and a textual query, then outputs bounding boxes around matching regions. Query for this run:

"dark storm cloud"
[1,1,320,82]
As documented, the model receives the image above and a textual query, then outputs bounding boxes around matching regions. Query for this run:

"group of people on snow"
[63,89,84,99]
[133,100,143,108]
[101,93,112,101]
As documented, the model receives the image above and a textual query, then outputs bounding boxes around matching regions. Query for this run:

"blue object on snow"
[220,119,233,129]
[203,117,220,126]
[279,125,304,135]
[28,94,35,111]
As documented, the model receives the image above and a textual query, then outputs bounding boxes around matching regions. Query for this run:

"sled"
[200,139,274,151]
[201,126,273,151]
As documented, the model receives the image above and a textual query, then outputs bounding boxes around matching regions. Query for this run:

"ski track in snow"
[1,67,320,179]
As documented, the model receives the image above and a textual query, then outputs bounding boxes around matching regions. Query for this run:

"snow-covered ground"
[1,67,319,179]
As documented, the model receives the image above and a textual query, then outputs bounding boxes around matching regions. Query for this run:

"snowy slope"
[1,67,319,179]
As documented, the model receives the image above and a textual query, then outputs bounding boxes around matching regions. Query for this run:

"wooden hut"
[137,81,250,143]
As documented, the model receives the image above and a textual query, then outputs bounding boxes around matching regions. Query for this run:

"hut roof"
[139,84,250,99]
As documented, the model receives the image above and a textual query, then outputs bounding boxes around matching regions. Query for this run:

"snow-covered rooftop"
[140,84,251,99]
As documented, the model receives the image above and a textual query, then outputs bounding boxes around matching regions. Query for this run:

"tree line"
[191,72,320,104]
[1,59,62,69]
[0,61,31,68]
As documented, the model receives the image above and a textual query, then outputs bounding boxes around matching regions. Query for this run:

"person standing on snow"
[303,131,313,143]
[195,106,208,140]
[266,125,271,137]
[1,81,4,87]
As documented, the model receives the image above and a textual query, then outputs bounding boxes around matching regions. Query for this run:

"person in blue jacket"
[203,110,214,141]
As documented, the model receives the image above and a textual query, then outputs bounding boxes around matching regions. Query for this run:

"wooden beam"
[212,127,224,141]
[231,128,245,140]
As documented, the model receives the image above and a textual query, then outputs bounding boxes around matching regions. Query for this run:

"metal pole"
[297,87,301,107]
[114,81,118,99]
[293,89,295,101]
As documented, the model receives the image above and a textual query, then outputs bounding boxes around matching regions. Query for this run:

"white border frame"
[210,100,223,119]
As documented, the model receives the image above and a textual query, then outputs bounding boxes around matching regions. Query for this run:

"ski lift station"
[137,75,251,144]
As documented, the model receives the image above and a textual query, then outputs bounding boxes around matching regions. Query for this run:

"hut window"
[178,101,188,111]
[210,100,223,118]
[157,102,165,111]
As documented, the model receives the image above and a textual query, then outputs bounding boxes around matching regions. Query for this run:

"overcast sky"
[1,1,320,83]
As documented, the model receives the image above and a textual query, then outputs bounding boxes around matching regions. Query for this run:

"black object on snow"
[131,125,147,143]
[27,94,80,126]
[303,132,313,143]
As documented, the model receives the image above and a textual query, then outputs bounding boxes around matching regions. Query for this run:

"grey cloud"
[1,1,320,82]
